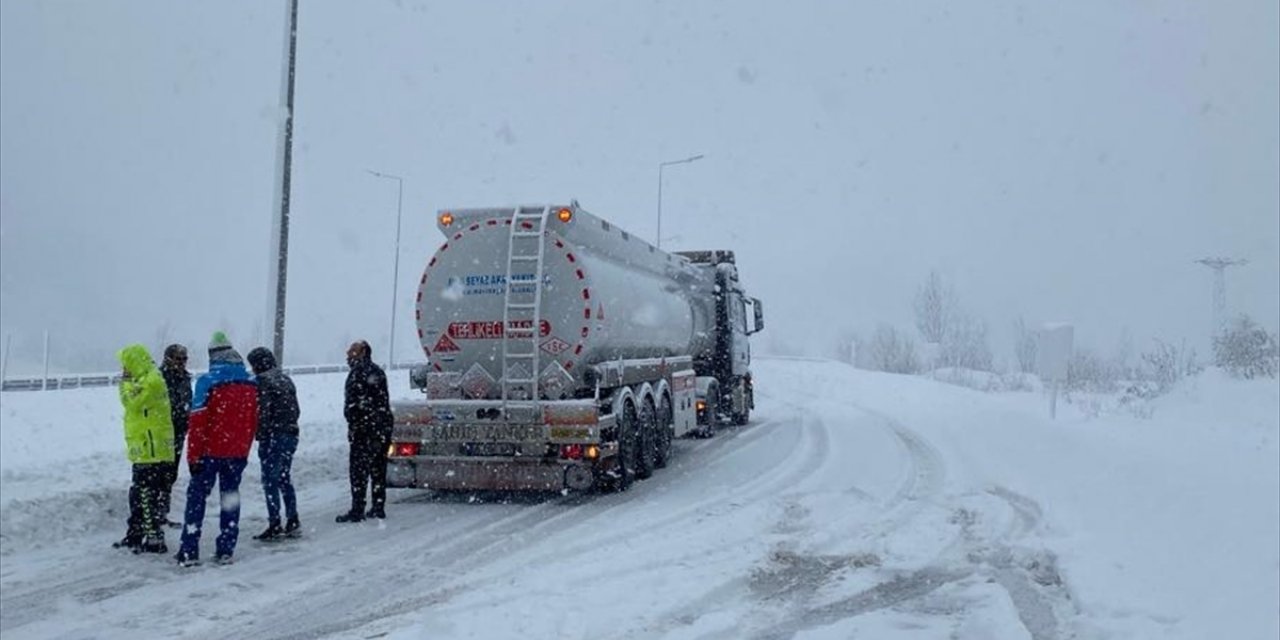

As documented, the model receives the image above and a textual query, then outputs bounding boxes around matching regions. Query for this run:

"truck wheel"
[609,399,639,492]
[636,398,657,479]
[654,394,673,469]
[730,378,752,426]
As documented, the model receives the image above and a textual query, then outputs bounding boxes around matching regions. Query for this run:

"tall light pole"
[267,0,299,364]
[368,169,404,369]
[657,154,704,249]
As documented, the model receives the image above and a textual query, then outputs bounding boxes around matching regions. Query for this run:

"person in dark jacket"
[158,344,192,528]
[176,332,258,566]
[247,347,302,540]
[336,340,393,523]
[113,344,175,554]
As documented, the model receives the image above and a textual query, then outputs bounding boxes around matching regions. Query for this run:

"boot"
[140,535,168,554]
[174,551,200,567]
[253,523,284,541]
[335,510,364,523]
[284,516,301,537]
[113,535,142,551]
[366,508,386,519]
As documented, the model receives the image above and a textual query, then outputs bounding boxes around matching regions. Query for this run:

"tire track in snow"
[222,416,816,640]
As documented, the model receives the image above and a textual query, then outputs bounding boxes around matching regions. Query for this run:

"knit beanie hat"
[208,331,243,364]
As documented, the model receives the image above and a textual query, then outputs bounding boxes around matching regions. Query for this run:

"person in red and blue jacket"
[176,331,258,566]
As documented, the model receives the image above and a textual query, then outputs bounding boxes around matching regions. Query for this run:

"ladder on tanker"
[500,205,551,414]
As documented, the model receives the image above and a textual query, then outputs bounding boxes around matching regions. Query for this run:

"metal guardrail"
[0,362,415,392]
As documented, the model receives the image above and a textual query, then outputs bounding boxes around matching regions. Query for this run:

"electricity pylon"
[1195,257,1248,335]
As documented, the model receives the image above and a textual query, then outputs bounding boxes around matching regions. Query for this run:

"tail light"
[559,444,584,460]
[391,442,420,457]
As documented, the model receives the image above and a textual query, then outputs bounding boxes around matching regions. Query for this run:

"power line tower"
[1195,257,1248,335]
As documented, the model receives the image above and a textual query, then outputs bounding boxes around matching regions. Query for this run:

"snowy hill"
[1,358,1276,639]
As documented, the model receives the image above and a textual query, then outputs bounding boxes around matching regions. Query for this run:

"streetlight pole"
[657,154,704,250]
[367,169,404,369]
[268,0,299,364]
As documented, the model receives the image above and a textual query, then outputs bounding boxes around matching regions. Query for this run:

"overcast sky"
[1,0,1276,373]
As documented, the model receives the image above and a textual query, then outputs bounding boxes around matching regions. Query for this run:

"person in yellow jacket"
[112,344,176,554]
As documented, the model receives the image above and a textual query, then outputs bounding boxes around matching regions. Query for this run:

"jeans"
[179,457,247,559]
[157,429,186,521]
[258,433,299,525]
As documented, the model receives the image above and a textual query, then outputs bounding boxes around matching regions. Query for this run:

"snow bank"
[818,362,1280,640]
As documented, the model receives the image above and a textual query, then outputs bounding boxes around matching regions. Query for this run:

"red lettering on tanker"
[447,320,551,339]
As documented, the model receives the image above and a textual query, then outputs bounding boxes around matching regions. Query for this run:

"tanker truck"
[387,202,764,492]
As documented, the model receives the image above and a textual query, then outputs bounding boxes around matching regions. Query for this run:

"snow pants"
[179,457,247,559]
[125,462,167,542]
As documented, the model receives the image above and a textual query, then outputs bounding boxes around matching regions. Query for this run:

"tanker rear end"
[389,203,761,493]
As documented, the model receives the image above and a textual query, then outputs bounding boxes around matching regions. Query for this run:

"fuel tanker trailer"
[388,202,764,492]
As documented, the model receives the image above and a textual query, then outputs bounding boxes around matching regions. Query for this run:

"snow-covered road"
[1,358,1275,639]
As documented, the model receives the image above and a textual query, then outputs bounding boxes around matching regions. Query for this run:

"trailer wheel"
[636,397,657,479]
[654,393,673,469]
[695,383,720,438]
[609,399,639,492]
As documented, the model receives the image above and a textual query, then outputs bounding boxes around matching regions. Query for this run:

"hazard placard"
[540,336,570,356]
[432,334,461,353]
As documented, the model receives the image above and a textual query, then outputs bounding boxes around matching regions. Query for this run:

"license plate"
[463,442,517,456]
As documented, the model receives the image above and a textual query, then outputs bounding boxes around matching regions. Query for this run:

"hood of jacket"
[118,344,157,379]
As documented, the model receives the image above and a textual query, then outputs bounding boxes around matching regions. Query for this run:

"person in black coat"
[336,340,393,523]
[247,347,302,540]
[158,344,192,527]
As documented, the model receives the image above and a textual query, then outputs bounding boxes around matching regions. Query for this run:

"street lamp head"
[366,168,402,182]
[661,154,706,168]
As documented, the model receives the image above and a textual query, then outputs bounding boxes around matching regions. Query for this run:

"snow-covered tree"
[913,270,955,344]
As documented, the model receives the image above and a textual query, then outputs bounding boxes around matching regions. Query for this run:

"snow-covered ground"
[1,358,1276,639]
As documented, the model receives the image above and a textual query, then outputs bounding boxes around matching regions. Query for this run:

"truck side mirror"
[749,298,765,334]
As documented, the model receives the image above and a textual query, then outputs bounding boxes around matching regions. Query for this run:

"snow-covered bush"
[928,367,1040,393]
[1140,339,1203,392]
[936,315,993,372]
[1012,316,1038,374]
[1066,348,1122,393]
[867,324,920,374]
[1213,316,1279,379]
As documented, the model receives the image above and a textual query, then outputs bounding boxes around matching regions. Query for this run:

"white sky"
[2,0,1277,371]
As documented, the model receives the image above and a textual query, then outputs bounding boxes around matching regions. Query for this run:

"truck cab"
[675,251,764,427]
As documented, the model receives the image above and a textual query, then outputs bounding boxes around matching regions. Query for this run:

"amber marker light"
[557,208,573,223]
[439,212,455,226]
